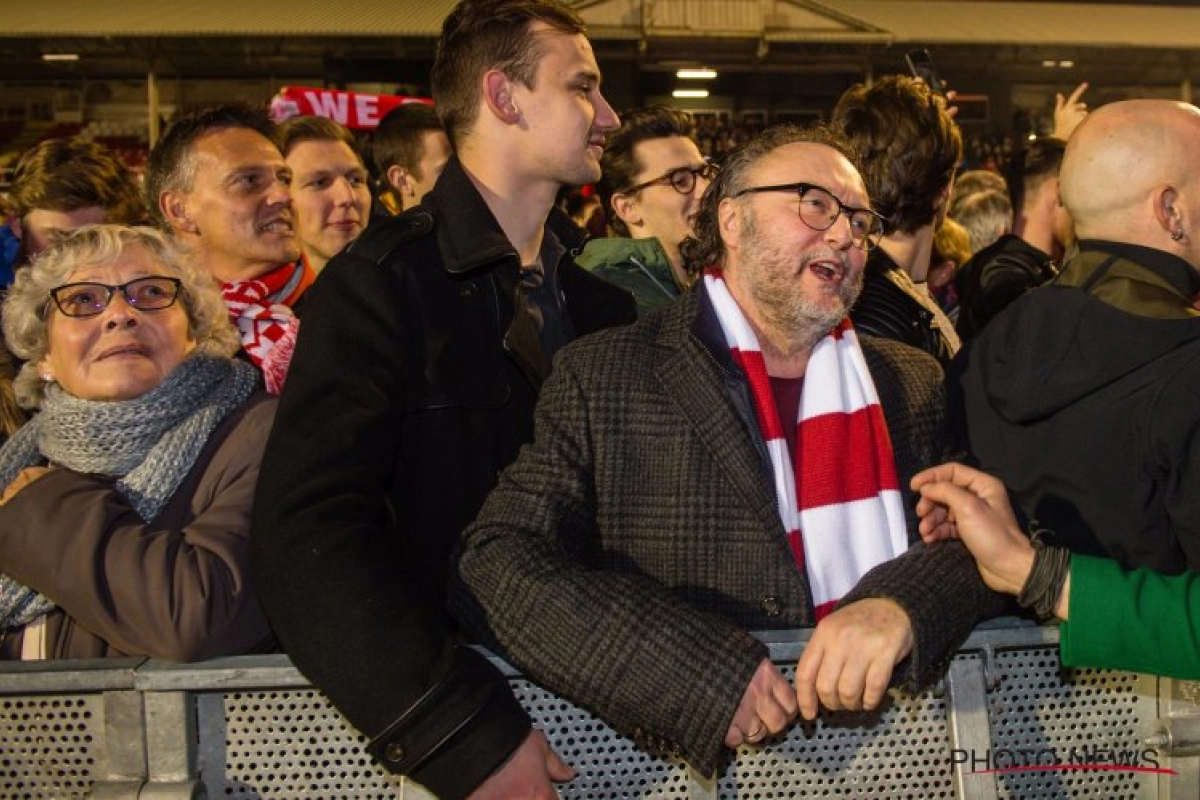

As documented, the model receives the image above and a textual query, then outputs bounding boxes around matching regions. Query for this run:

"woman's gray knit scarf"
[0,355,259,631]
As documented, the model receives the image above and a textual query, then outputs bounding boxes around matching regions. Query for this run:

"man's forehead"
[287,139,363,168]
[193,127,284,167]
[633,136,702,170]
[528,23,599,79]
[752,141,866,200]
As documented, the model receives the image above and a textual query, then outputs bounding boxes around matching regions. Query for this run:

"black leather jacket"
[851,248,956,366]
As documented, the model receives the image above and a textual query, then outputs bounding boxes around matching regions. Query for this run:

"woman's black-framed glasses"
[733,182,885,251]
[50,276,183,318]
[624,162,720,196]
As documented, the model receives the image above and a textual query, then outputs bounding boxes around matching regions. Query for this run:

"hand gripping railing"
[0,619,1192,799]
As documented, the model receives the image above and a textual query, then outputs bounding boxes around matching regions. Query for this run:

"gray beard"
[740,211,864,354]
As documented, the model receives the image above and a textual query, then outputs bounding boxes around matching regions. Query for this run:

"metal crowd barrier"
[1,619,1197,799]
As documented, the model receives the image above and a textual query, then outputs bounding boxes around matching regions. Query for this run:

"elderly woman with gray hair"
[0,224,276,661]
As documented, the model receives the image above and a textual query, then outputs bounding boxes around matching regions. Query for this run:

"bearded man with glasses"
[455,123,1004,777]
[577,106,717,315]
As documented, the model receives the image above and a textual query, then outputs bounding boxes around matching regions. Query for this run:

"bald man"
[949,99,1200,580]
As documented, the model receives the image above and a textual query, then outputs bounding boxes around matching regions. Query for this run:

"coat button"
[760,595,782,617]
[384,742,405,763]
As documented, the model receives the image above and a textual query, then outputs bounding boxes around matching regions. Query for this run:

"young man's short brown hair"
[9,138,146,224]
[832,76,962,236]
[430,0,586,145]
[372,103,443,179]
[274,115,361,159]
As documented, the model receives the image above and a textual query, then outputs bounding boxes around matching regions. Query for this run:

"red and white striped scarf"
[221,257,314,395]
[704,272,909,619]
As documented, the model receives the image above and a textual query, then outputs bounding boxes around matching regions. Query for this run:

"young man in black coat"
[250,1,635,797]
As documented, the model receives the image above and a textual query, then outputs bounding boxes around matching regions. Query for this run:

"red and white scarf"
[221,258,314,395]
[704,272,909,619]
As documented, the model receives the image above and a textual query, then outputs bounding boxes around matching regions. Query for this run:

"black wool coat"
[251,157,636,799]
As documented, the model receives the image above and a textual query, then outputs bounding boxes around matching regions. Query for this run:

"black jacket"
[949,240,1200,574]
[955,233,1057,341]
[250,157,636,798]
[851,247,956,366]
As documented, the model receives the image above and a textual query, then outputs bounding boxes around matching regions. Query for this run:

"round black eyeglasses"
[624,162,720,196]
[733,182,885,251]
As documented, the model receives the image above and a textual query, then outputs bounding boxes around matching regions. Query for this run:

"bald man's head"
[1060,100,1200,245]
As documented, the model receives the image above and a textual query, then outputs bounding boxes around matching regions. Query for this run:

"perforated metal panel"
[988,646,1155,800]
[209,688,400,798]
[718,660,956,799]
[0,630,1168,799]
[513,676,695,798]
[0,694,100,799]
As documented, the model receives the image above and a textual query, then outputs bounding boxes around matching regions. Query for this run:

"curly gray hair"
[3,224,240,408]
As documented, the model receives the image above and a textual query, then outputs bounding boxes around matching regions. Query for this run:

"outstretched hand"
[910,462,1034,596]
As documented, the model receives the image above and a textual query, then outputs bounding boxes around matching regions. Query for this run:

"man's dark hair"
[831,75,962,236]
[274,114,361,159]
[372,103,444,178]
[430,0,585,145]
[1005,136,1066,213]
[681,123,862,276]
[145,103,275,228]
[10,138,146,224]
[596,106,696,238]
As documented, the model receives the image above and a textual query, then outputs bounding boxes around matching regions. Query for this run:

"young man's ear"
[483,71,521,125]
[386,165,413,198]
[7,215,22,241]
[610,192,642,230]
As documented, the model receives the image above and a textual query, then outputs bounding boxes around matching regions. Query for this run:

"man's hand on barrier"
[725,658,797,748]
[911,462,1034,597]
[467,729,575,800]
[794,598,913,720]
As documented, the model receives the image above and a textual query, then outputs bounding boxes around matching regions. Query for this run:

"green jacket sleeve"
[1060,554,1200,678]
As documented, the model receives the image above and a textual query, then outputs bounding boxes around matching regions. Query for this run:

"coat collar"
[1075,239,1200,299]
[421,156,522,276]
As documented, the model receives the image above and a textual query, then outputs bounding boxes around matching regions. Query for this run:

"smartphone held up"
[906,48,946,95]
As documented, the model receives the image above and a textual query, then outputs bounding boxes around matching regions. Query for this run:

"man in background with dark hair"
[275,115,372,272]
[575,105,715,314]
[6,138,146,272]
[955,137,1073,339]
[835,75,963,366]
[146,104,313,391]
[371,102,452,216]
[251,0,634,796]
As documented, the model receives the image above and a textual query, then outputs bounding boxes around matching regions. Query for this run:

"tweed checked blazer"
[455,285,1006,776]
